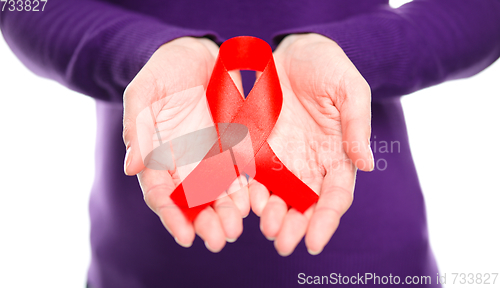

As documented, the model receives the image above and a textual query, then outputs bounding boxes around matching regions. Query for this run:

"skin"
[122,33,373,256]
[253,33,373,256]
[123,37,249,253]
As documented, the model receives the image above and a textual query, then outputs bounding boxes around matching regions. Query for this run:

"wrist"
[278,33,337,53]
[158,36,218,62]
[274,33,345,76]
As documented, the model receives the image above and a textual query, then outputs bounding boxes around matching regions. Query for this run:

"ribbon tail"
[254,143,319,213]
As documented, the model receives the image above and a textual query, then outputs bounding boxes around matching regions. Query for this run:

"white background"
[0,3,499,286]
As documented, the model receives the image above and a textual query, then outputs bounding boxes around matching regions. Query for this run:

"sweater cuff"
[272,9,432,99]
[123,25,220,81]
[70,15,220,102]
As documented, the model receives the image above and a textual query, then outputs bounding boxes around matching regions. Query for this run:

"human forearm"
[0,0,216,102]
[274,0,500,99]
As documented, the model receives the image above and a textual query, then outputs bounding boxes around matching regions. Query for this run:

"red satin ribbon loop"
[170,36,319,221]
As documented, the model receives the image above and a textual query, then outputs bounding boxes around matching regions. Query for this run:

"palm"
[268,61,347,194]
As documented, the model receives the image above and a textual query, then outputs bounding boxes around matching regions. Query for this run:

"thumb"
[123,82,155,176]
[337,70,374,172]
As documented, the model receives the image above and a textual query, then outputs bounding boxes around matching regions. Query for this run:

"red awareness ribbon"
[170,36,319,221]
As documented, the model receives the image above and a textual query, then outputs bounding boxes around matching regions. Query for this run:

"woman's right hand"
[122,37,250,252]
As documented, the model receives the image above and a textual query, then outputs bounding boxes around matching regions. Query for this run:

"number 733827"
[1,0,47,12]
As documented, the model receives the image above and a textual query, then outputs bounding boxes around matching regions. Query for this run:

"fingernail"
[273,241,292,257]
[124,147,132,175]
[226,238,237,243]
[174,237,192,248]
[204,241,221,253]
[276,247,292,257]
[368,144,375,172]
[260,223,274,241]
[307,248,323,256]
[278,251,292,257]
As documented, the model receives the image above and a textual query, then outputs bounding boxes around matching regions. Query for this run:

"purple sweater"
[2,1,500,287]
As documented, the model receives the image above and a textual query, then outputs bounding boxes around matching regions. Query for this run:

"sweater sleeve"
[0,0,217,102]
[274,0,500,99]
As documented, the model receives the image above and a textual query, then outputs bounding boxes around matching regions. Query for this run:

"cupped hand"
[250,33,373,256]
[122,37,250,252]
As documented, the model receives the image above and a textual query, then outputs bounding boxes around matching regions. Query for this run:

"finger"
[274,206,314,257]
[213,194,243,243]
[194,206,227,253]
[228,70,244,98]
[260,194,288,241]
[335,69,373,171]
[256,71,262,82]
[138,168,195,247]
[249,179,270,217]
[227,175,250,218]
[305,161,356,255]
